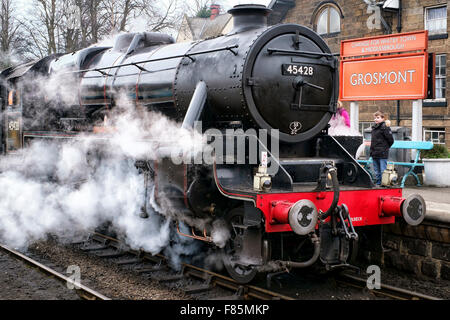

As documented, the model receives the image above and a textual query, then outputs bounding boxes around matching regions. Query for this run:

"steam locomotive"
[0,4,426,283]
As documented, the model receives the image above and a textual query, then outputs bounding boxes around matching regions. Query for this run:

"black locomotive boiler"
[0,4,426,283]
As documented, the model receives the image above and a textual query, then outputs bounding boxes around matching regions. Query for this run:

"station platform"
[403,187,450,224]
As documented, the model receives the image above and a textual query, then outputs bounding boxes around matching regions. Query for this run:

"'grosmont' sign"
[339,31,428,101]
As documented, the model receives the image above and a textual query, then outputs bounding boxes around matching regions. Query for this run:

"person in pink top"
[328,100,352,135]
[336,101,350,127]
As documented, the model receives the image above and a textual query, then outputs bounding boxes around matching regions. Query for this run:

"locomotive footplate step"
[279,157,343,166]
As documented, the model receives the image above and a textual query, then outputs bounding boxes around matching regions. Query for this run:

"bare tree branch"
[5,0,193,63]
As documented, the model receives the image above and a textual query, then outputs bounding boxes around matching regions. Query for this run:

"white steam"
[0,88,226,269]
[211,220,230,249]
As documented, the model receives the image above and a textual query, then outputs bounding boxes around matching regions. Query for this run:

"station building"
[268,0,449,148]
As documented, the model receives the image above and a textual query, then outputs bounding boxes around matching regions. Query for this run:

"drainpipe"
[397,0,402,33]
[396,1,402,125]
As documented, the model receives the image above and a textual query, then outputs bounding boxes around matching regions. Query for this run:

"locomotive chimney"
[210,4,220,20]
[228,4,272,33]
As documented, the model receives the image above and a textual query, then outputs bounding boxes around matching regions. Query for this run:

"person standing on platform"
[336,100,351,128]
[328,101,352,135]
[370,111,394,186]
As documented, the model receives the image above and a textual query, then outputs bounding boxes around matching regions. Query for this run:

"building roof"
[177,1,294,41]
[267,0,296,25]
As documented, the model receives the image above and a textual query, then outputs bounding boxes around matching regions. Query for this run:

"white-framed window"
[424,128,445,144]
[315,5,341,35]
[425,5,447,35]
[435,54,446,99]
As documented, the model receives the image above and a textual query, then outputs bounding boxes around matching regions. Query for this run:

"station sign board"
[340,31,428,101]
[341,31,428,58]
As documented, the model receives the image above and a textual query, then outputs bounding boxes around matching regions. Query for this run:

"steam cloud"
[0,75,229,270]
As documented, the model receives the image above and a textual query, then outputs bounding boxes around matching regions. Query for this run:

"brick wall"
[281,0,450,148]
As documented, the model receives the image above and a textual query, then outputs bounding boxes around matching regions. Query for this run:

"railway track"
[80,233,444,301]
[336,272,442,300]
[3,235,442,301]
[82,232,295,300]
[4,233,442,301]
[0,243,110,301]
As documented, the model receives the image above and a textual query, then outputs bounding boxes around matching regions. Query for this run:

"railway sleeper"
[95,251,127,259]
[184,284,214,295]
[183,274,214,295]
[135,265,168,273]
[115,258,143,266]
[156,274,185,283]
[80,245,109,252]
[210,286,246,300]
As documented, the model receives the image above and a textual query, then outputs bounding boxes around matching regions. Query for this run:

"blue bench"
[358,140,434,187]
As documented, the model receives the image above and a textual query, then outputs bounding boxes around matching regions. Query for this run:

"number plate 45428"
[282,64,315,76]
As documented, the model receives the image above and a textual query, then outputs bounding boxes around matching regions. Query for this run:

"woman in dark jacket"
[370,111,394,186]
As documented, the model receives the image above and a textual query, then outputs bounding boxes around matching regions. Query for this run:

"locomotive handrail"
[131,63,150,72]
[267,48,335,58]
[82,66,177,79]
[93,69,113,77]
[67,44,240,76]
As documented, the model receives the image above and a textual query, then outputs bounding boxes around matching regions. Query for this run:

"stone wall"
[382,221,450,280]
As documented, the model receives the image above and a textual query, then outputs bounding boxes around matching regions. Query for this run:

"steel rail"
[0,243,111,301]
[91,232,294,300]
[337,273,442,300]
[90,232,443,300]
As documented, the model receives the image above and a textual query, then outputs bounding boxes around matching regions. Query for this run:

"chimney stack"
[228,4,272,33]
[210,4,220,20]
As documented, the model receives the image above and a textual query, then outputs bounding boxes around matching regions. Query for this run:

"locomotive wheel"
[222,208,258,284]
